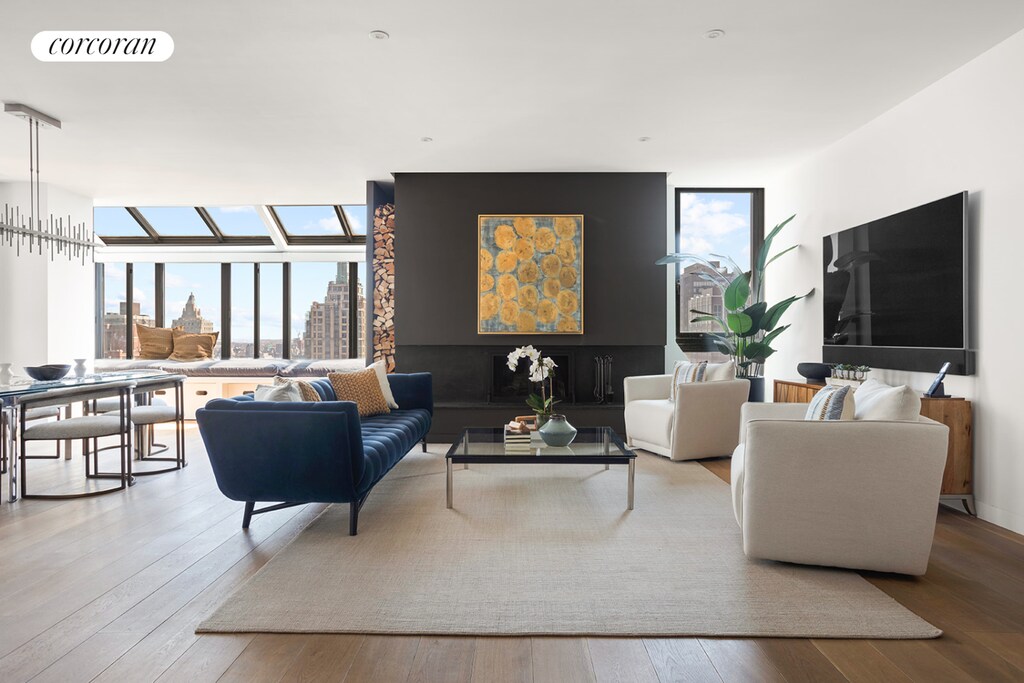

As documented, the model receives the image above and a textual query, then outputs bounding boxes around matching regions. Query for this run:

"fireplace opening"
[490,353,575,404]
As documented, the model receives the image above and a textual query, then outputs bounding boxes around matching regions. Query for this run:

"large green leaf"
[726,312,753,335]
[764,244,798,269]
[689,315,727,331]
[760,324,790,347]
[756,214,796,274]
[760,290,812,331]
[742,341,776,363]
[723,271,750,311]
[713,338,735,356]
[739,302,766,336]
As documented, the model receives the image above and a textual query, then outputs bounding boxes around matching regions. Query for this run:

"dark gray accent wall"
[393,173,667,347]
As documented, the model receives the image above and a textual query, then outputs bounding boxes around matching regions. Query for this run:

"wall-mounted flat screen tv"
[822,191,974,375]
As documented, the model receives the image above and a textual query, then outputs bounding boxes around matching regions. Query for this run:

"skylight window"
[342,205,367,235]
[271,205,344,236]
[204,206,268,236]
[136,206,214,237]
[94,207,148,237]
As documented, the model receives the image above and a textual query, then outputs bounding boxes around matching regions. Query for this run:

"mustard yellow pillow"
[274,376,322,402]
[328,369,390,417]
[169,330,219,361]
[136,325,181,359]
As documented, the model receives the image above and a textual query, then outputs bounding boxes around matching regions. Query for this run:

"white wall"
[0,182,95,368]
[764,28,1024,533]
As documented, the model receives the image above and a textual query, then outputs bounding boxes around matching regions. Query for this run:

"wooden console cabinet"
[773,379,974,513]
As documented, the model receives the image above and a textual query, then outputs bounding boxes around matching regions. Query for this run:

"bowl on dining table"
[24,364,72,381]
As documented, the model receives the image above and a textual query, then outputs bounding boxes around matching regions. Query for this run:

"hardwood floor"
[1,430,1022,682]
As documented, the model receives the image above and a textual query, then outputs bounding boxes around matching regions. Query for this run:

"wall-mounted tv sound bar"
[822,346,975,376]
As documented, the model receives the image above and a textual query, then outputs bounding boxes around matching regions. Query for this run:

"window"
[291,262,365,360]
[258,263,284,358]
[100,263,129,359]
[273,206,344,237]
[231,264,255,358]
[136,207,214,237]
[205,206,268,237]
[96,259,365,361]
[674,189,764,362]
[132,263,156,356]
[164,263,222,358]
[342,205,367,235]
[95,207,148,237]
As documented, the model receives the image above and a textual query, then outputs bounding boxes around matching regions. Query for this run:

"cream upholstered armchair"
[731,402,949,575]
[623,373,749,461]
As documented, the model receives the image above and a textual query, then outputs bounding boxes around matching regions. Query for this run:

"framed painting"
[478,214,583,334]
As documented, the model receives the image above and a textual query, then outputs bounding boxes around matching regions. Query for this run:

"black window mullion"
[348,262,359,358]
[125,263,135,359]
[221,264,231,359]
[155,263,165,327]
[282,262,291,360]
[253,263,261,359]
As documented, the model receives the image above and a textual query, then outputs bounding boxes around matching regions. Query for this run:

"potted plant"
[506,345,559,427]
[657,215,812,401]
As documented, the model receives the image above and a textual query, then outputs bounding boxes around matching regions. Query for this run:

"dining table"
[0,369,170,502]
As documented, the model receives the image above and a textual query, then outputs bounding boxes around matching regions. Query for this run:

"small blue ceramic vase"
[539,414,577,447]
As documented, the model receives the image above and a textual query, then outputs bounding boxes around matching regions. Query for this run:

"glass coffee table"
[445,426,637,510]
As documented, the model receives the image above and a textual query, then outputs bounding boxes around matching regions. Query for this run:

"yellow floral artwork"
[479,215,583,334]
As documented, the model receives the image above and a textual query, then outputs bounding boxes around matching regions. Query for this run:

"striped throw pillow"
[671,361,708,401]
[804,385,856,421]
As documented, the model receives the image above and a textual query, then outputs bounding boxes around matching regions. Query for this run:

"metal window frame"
[95,257,366,363]
[97,206,274,246]
[673,188,765,350]
[267,205,367,246]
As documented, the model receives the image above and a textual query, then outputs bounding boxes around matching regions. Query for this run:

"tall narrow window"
[231,263,255,358]
[164,264,222,358]
[675,189,763,362]
[132,263,156,356]
[101,262,129,359]
[259,263,284,358]
[291,262,364,360]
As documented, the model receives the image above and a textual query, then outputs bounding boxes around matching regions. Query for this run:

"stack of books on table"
[504,421,533,453]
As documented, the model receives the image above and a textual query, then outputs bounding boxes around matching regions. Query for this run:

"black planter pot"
[746,376,765,403]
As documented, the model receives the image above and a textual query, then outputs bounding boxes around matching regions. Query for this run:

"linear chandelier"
[1,103,94,263]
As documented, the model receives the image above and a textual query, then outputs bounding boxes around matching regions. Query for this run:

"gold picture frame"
[478,214,584,334]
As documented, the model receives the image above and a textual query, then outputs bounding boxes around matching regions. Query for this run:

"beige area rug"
[198,448,940,638]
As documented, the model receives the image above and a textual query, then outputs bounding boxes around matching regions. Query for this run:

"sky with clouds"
[677,192,751,269]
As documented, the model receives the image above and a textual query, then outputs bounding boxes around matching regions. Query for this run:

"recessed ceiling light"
[369,30,390,40]
[638,136,651,142]
[704,29,725,39]
[420,136,433,143]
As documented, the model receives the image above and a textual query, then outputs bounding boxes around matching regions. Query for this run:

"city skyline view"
[102,261,367,359]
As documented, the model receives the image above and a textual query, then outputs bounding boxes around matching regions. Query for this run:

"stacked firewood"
[372,203,396,372]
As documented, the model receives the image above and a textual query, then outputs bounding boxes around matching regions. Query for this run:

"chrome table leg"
[627,459,635,510]
[446,458,453,509]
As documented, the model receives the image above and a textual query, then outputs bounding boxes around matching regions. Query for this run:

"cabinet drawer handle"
[195,390,208,396]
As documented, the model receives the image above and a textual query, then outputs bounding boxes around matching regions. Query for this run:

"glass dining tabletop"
[0,370,171,403]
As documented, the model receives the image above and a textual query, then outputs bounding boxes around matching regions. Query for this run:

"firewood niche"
[372,203,397,372]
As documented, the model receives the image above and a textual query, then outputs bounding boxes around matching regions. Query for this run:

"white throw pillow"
[254,383,302,402]
[370,360,399,409]
[853,378,921,421]
[705,360,737,382]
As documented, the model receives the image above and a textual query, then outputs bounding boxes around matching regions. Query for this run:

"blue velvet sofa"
[195,373,432,535]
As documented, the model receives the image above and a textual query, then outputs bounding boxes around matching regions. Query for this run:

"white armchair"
[731,402,949,575]
[623,374,750,461]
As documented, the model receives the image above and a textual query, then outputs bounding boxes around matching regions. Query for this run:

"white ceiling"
[1,1,1023,205]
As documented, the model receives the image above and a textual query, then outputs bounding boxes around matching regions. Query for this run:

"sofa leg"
[349,501,359,536]
[421,437,427,453]
[242,501,255,529]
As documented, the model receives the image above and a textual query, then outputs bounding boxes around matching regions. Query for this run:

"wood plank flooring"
[1,431,1022,682]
